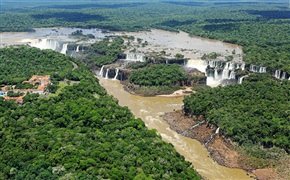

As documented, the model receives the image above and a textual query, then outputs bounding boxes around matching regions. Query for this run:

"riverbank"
[163,110,289,180]
[122,80,185,97]
[156,87,194,97]
[123,82,195,97]
[99,78,253,179]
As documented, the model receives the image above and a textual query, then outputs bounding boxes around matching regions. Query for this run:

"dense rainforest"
[1,0,289,178]
[84,37,125,67]
[126,64,188,95]
[129,64,187,87]
[0,47,201,179]
[0,46,74,85]
[0,1,289,73]
[183,74,290,153]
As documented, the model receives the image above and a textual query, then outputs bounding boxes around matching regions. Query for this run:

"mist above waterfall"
[21,38,60,51]
[186,59,207,73]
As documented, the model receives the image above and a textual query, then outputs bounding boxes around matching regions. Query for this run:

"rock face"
[162,110,282,180]
[99,65,131,81]
[185,68,207,85]
[163,111,242,168]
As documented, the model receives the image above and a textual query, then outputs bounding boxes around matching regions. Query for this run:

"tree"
[175,53,184,59]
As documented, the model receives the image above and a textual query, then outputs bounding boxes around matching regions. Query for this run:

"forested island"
[0,0,289,179]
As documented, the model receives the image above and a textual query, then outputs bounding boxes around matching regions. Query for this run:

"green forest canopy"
[0,1,289,73]
[0,47,200,179]
[129,64,187,87]
[0,46,74,85]
[183,74,290,152]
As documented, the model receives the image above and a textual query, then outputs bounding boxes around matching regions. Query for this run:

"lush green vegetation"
[183,73,290,152]
[0,47,200,179]
[70,30,95,39]
[84,37,125,67]
[1,1,289,74]
[1,0,289,176]
[129,64,187,87]
[127,64,190,96]
[1,2,289,73]
[0,46,74,85]
[128,61,149,69]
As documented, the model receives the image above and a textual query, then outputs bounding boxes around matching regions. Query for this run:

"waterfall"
[99,65,104,76]
[229,71,236,79]
[238,75,248,84]
[215,127,220,134]
[229,62,234,70]
[76,45,80,53]
[241,63,245,71]
[185,59,207,73]
[60,43,68,55]
[282,72,286,79]
[250,64,259,72]
[205,134,216,146]
[250,64,254,72]
[259,67,266,73]
[47,39,57,50]
[38,39,48,50]
[222,69,229,79]
[209,61,215,68]
[181,120,205,136]
[113,68,119,80]
[275,70,281,79]
[214,68,219,80]
[29,38,58,50]
[105,69,109,79]
[204,126,221,145]
[238,76,244,84]
[222,63,230,79]
[126,53,145,62]
[238,77,242,84]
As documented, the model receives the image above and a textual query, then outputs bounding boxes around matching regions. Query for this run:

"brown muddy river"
[115,29,242,57]
[98,78,252,180]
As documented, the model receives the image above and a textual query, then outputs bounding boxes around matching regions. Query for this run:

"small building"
[4,95,25,104]
[2,75,51,104]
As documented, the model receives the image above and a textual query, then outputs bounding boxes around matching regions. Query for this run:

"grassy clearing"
[48,81,79,98]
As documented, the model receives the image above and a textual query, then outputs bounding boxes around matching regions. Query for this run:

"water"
[60,43,68,55]
[186,59,208,73]
[0,27,106,48]
[113,68,119,80]
[105,69,109,79]
[116,29,242,56]
[99,65,104,76]
[114,29,243,87]
[1,28,242,87]
[98,78,253,180]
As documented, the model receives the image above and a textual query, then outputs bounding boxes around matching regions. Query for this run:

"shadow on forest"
[39,3,147,10]
[214,2,259,5]
[205,19,248,23]
[245,10,290,20]
[159,20,196,27]
[162,1,204,6]
[31,12,106,22]
[203,23,240,32]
